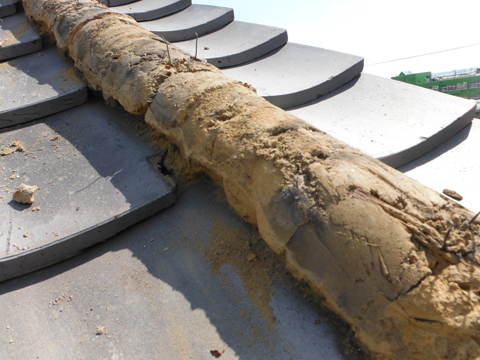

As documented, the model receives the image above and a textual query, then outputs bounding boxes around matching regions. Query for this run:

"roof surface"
[0,0,478,358]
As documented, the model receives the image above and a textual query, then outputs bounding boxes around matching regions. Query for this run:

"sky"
[193,0,480,78]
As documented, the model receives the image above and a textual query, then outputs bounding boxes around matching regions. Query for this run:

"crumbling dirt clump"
[0,140,25,156]
[13,184,39,204]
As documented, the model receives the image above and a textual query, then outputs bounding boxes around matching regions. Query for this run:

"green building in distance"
[392,68,480,116]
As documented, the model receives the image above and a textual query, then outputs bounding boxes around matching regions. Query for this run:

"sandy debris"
[49,293,71,305]
[443,188,463,201]
[12,140,26,152]
[12,184,39,204]
[96,326,107,335]
[0,140,26,156]
[0,147,14,156]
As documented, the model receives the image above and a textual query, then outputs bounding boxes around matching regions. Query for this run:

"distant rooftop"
[433,67,480,79]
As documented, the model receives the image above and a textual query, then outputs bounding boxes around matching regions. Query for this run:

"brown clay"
[21,1,480,358]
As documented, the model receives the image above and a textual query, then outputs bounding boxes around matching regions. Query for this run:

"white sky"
[194,0,480,78]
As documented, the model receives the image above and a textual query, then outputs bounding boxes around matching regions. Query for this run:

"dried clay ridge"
[21,0,480,358]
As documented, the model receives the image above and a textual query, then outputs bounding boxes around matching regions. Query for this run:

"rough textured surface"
[0,180,359,360]
[21,0,480,358]
[22,0,219,114]
[12,183,38,203]
[144,71,480,359]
